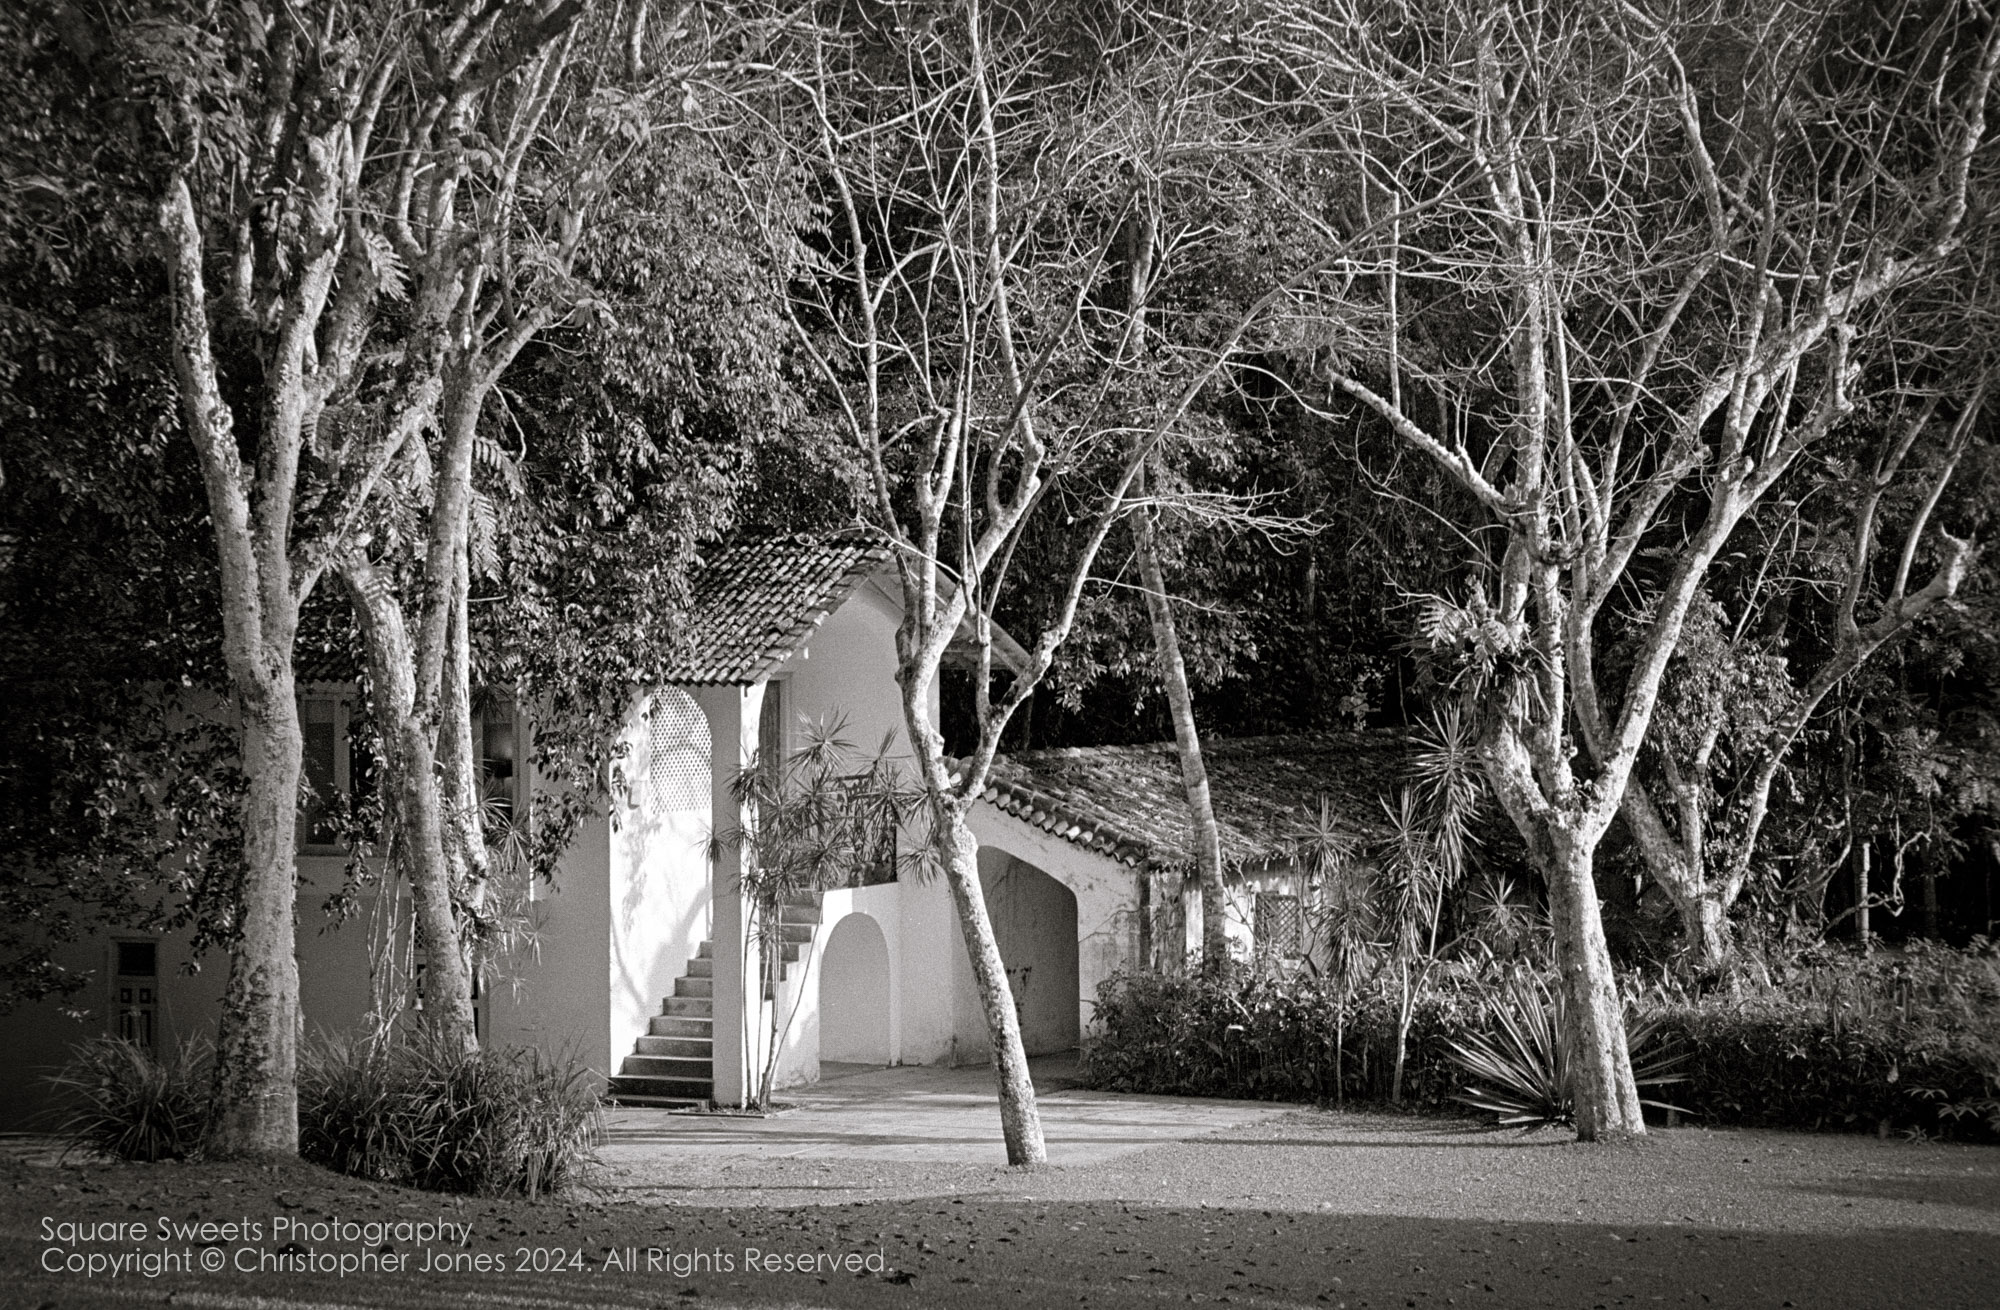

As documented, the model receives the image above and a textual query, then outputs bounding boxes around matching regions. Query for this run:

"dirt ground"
[3,1107,1996,1310]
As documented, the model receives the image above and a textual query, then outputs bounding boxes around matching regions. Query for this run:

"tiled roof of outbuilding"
[972,730,1413,870]
[663,533,894,684]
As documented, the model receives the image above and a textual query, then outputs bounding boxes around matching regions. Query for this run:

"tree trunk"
[1483,717,1647,1140]
[1546,831,1644,1140]
[939,806,1046,1165]
[208,682,304,1156]
[437,543,489,909]
[1134,506,1228,974]
[160,174,307,1157]
[1622,786,1733,972]
[340,555,478,1053]
[1856,839,1873,953]
[1391,959,1412,1103]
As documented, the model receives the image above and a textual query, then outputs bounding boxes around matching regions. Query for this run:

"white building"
[0,534,1402,1121]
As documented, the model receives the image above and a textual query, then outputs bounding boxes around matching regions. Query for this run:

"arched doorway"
[820,913,891,1064]
[977,849,1081,1054]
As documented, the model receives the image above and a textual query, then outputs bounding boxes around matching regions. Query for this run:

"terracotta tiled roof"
[972,730,1414,869]
[663,533,895,684]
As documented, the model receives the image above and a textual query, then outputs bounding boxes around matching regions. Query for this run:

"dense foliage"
[1084,942,2000,1141]
[48,1034,603,1196]
[0,2,244,1008]
[46,1036,212,1162]
[298,1037,602,1198]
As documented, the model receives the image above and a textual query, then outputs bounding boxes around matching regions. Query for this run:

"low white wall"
[752,878,905,1091]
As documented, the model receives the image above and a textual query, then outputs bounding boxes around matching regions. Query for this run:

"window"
[480,696,519,827]
[114,940,157,1050]
[299,696,350,851]
[1255,892,1304,958]
[301,693,505,852]
[757,679,786,787]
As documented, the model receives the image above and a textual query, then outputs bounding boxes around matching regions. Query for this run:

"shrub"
[1643,938,2000,1138]
[48,1036,210,1162]
[1082,939,2000,1141]
[1082,966,1502,1111]
[298,1035,603,1197]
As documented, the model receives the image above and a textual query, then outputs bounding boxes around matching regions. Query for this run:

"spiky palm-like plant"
[1449,973,1686,1129]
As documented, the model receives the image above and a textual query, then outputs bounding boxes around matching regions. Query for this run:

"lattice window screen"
[645,689,711,814]
[1254,892,1303,958]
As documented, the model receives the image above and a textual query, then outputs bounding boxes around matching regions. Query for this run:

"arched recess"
[976,848,1081,1054]
[820,912,891,1064]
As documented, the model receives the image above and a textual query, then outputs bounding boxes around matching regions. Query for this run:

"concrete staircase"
[765,890,822,999]
[607,943,716,1107]
[603,894,823,1108]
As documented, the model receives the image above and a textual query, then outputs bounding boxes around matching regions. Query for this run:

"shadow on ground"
[4,1171,1994,1310]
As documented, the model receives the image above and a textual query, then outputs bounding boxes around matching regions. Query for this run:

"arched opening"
[977,849,1081,1054]
[819,912,891,1065]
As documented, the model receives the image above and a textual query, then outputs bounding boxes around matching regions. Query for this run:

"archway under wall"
[820,912,892,1064]
[977,848,1081,1055]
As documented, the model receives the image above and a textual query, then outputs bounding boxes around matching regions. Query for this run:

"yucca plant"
[48,1036,211,1161]
[1448,973,1687,1129]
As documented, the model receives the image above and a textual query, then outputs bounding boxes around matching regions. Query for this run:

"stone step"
[619,1054,712,1079]
[663,995,712,1017]
[781,904,822,927]
[695,941,712,958]
[674,976,713,998]
[607,1074,711,1101]
[685,956,713,978]
[634,1035,710,1058]
[649,1013,712,1037]
[777,921,814,944]
[605,1091,707,1109]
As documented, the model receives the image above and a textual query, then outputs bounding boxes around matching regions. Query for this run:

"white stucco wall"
[895,867,972,1065]
[762,881,903,1090]
[486,811,614,1078]
[771,576,911,757]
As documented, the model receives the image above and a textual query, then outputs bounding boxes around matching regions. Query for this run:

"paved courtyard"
[597,1056,1292,1171]
[5,1060,1997,1309]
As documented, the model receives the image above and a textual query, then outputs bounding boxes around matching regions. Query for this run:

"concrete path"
[597,1056,1290,1168]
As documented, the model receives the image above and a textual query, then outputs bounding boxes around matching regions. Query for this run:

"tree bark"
[160,174,307,1156]
[1483,720,1647,1139]
[340,553,478,1052]
[937,807,1047,1165]
[1134,506,1228,974]
[438,541,489,908]
[1546,828,1643,1140]
[1621,784,1732,971]
[209,684,304,1155]
[1856,838,1873,953]
[899,644,1046,1165]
